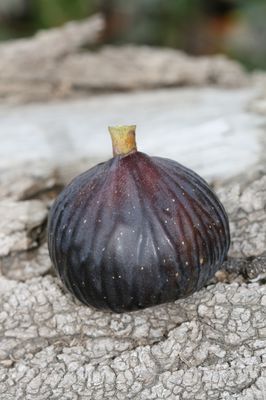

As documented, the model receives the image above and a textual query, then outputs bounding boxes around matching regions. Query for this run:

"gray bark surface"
[0,16,266,400]
[0,126,266,400]
[0,14,249,104]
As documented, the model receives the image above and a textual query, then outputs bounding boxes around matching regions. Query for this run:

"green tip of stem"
[108,125,137,156]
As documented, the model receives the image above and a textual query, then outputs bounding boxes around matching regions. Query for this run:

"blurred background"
[0,0,266,71]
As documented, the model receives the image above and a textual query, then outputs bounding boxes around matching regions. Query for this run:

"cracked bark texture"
[0,160,265,399]
[1,15,266,400]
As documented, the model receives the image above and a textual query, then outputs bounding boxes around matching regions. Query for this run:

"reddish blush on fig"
[48,125,230,312]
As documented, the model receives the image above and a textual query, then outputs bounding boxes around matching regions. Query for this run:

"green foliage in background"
[110,0,204,49]
[103,0,266,70]
[0,0,97,40]
[0,0,266,69]
[30,0,97,29]
[230,1,266,70]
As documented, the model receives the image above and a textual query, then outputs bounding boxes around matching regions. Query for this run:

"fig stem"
[108,125,137,156]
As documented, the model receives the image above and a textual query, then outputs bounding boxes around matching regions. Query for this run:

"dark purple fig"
[48,125,230,313]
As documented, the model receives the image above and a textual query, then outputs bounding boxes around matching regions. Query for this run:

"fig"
[48,125,230,312]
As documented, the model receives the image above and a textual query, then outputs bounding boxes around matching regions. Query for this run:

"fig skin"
[48,129,230,313]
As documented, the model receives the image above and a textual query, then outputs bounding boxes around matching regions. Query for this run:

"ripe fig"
[48,125,230,312]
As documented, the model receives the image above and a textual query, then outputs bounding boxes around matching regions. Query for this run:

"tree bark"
[0,17,266,400]
[0,14,249,104]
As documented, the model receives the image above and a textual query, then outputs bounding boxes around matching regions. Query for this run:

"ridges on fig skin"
[48,125,230,312]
